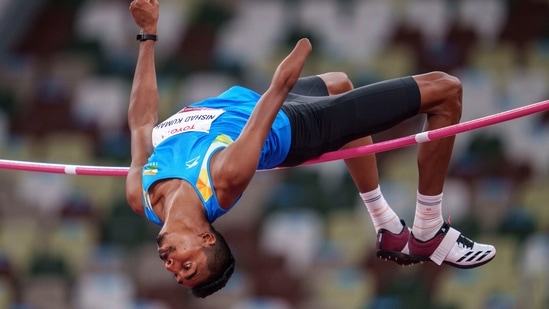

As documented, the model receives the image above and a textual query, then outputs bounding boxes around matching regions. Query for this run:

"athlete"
[126,0,496,298]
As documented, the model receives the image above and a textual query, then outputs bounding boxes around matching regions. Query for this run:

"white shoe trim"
[402,242,410,255]
[430,227,460,265]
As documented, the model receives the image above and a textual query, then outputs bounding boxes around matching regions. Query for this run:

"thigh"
[280,76,420,166]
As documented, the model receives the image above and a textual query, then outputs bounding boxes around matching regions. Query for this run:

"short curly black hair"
[191,226,235,298]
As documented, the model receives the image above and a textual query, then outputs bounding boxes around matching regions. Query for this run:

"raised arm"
[212,39,312,206]
[238,38,312,157]
[126,0,160,214]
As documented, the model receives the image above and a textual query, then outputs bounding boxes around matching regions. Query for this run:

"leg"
[408,72,495,268]
[321,72,461,195]
[281,74,419,167]
[317,73,411,265]
[410,72,461,240]
[343,136,406,240]
[315,71,462,198]
[317,72,495,269]
[317,71,462,196]
[315,72,380,193]
[413,72,463,195]
[342,137,378,192]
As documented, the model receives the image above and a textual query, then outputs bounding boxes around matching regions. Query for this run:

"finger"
[289,38,312,59]
[296,38,311,50]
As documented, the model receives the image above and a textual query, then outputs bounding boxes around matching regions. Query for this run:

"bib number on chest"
[152,107,225,147]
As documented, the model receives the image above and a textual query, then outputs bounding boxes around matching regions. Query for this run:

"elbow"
[272,68,299,92]
[126,189,145,216]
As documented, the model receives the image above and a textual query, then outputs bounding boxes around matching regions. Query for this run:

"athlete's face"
[156,232,212,288]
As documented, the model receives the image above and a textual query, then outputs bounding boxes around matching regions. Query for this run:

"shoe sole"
[377,250,496,269]
[441,254,496,269]
[376,249,424,266]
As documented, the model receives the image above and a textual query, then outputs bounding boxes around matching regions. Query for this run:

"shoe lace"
[446,216,474,249]
[456,234,474,249]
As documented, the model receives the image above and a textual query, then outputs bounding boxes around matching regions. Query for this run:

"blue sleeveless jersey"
[142,86,292,225]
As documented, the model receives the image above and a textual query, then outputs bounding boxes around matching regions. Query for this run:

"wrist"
[140,26,157,35]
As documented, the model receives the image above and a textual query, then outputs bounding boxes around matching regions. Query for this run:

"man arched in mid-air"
[125,0,495,298]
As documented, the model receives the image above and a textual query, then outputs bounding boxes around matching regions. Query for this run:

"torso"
[147,149,236,213]
[141,86,292,225]
[147,178,206,222]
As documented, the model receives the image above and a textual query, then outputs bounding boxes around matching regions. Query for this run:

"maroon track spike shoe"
[408,222,496,269]
[376,220,423,266]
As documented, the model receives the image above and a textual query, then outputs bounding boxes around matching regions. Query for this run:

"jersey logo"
[186,156,200,169]
[143,162,158,175]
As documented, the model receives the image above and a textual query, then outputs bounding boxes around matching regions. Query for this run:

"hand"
[129,0,159,34]
[271,38,312,91]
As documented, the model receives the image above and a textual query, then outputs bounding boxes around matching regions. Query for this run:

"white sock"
[412,191,444,241]
[360,186,402,234]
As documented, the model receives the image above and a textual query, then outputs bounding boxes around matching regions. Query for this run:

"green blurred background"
[0,0,549,308]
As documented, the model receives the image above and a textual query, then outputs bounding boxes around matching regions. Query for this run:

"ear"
[199,232,216,246]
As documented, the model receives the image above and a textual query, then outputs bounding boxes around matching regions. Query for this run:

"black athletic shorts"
[280,75,421,167]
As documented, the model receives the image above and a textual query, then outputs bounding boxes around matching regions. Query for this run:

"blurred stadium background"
[1,0,549,308]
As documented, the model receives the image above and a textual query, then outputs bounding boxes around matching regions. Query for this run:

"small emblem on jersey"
[186,156,201,169]
[180,106,216,112]
[143,162,158,175]
[215,134,234,145]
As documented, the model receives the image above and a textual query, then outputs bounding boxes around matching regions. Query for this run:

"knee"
[421,71,463,122]
[318,72,354,95]
[441,72,463,122]
[429,71,462,100]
